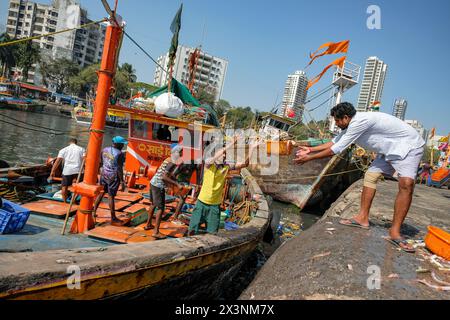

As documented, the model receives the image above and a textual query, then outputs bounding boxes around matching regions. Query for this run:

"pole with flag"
[167,4,183,94]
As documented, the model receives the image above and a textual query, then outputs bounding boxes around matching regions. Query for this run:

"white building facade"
[5,0,105,83]
[153,45,228,103]
[278,70,308,123]
[392,98,408,121]
[357,56,388,112]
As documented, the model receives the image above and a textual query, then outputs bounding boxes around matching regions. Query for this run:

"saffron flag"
[429,128,436,140]
[169,4,183,65]
[307,56,346,90]
[308,40,350,66]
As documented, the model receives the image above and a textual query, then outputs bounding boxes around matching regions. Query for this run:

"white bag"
[154,93,184,118]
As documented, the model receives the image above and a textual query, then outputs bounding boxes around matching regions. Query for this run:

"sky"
[1,0,450,135]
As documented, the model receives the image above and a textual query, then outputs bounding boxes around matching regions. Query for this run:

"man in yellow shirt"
[188,137,258,235]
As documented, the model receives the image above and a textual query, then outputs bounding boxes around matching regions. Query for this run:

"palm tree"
[0,33,17,79]
[119,63,137,83]
[15,41,40,83]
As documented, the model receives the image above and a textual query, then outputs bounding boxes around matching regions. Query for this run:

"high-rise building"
[153,45,228,103]
[405,120,428,142]
[392,98,408,120]
[357,56,388,112]
[278,70,308,122]
[5,0,106,84]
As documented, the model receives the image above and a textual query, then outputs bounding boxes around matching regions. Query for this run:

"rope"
[123,31,169,74]
[0,113,90,134]
[0,19,108,48]
[0,118,65,136]
[261,168,363,183]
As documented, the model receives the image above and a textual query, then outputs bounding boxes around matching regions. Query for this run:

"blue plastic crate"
[0,199,31,234]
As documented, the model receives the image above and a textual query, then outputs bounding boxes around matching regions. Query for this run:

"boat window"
[131,120,148,139]
[152,123,172,142]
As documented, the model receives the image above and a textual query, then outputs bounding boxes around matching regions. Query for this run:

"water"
[0,109,127,165]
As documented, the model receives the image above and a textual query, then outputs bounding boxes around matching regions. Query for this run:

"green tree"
[196,85,216,106]
[118,63,137,83]
[215,99,231,119]
[226,106,255,129]
[15,41,40,83]
[40,58,80,93]
[0,33,17,78]
[68,63,99,97]
[68,62,134,99]
[128,82,159,95]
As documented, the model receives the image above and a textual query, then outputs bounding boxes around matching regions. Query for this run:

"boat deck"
[1,190,192,251]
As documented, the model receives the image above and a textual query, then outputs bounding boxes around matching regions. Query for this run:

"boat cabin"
[108,105,217,190]
[260,114,296,139]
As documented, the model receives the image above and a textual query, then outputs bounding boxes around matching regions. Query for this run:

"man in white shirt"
[50,138,86,203]
[291,102,425,253]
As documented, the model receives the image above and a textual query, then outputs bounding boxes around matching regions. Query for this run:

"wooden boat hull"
[248,145,360,209]
[0,100,45,113]
[0,169,270,300]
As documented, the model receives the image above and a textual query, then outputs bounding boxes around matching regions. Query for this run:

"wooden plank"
[104,191,143,203]
[22,200,78,219]
[98,200,130,211]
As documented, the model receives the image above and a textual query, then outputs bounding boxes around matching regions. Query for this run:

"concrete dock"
[240,180,450,300]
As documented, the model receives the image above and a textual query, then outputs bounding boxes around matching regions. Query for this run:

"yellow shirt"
[198,164,229,205]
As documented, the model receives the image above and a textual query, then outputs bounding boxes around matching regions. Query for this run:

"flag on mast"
[307,56,346,90]
[308,40,349,66]
[169,4,183,67]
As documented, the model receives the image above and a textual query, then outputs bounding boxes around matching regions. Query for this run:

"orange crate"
[425,226,450,260]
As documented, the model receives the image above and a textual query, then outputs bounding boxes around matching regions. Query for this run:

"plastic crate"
[0,199,31,234]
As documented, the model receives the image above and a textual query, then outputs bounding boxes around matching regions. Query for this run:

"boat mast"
[70,13,124,233]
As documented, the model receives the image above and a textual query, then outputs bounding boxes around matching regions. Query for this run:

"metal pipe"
[70,19,123,233]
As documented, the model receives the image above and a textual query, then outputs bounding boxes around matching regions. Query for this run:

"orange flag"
[307,56,346,90]
[308,40,349,66]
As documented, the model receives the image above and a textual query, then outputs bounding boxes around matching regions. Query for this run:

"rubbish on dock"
[56,259,73,264]
[347,264,353,271]
[418,279,450,291]
[326,228,336,231]
[388,274,399,279]
[311,251,331,260]
[416,268,430,274]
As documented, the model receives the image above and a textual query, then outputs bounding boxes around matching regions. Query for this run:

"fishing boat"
[0,96,270,300]
[0,10,270,297]
[0,81,46,113]
[0,160,52,203]
[72,106,129,129]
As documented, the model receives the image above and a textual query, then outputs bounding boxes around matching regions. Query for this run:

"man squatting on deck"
[144,145,185,239]
[188,136,259,235]
[50,138,85,203]
[291,102,425,253]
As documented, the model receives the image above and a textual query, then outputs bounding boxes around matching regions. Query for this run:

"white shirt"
[331,112,425,161]
[58,144,86,176]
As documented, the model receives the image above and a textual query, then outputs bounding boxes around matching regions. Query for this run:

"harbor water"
[0,109,127,165]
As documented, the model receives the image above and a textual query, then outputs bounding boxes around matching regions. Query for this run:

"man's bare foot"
[111,218,124,226]
[152,232,166,240]
[144,224,155,231]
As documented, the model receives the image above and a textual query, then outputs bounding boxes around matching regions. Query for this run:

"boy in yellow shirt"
[188,137,258,235]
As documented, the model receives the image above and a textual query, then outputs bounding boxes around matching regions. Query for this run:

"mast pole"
[70,16,124,233]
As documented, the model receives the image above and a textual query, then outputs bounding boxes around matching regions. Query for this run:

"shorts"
[150,184,165,210]
[100,176,120,197]
[188,200,221,234]
[62,174,82,187]
[368,147,424,179]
